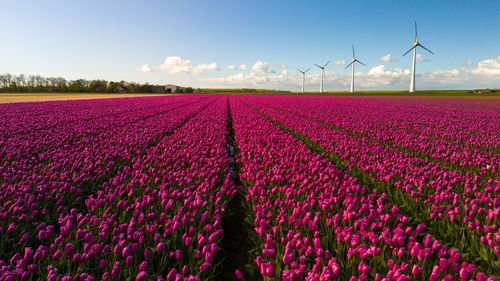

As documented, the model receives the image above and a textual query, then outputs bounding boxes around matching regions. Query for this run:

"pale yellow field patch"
[0,93,177,104]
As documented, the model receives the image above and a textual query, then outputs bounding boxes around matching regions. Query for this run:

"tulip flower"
[200,262,211,272]
[412,265,422,276]
[136,271,147,281]
[235,269,243,279]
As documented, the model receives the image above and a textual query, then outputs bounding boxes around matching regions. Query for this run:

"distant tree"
[108,81,119,93]
[27,75,36,91]
[0,73,181,94]
[89,80,108,93]
[47,77,58,92]
[68,79,88,92]
[0,74,8,88]
[34,75,45,91]
[56,77,68,92]
[127,82,138,93]
[15,74,26,90]
[139,83,153,93]
[9,81,17,90]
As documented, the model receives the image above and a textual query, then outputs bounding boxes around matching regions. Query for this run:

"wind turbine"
[297,68,311,93]
[403,22,433,92]
[314,61,330,93]
[345,45,366,93]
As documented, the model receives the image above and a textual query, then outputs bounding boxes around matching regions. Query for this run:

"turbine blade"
[305,68,311,72]
[403,45,416,56]
[352,45,355,58]
[357,60,367,67]
[415,21,418,41]
[324,61,331,67]
[314,64,321,68]
[418,44,434,54]
[344,61,354,69]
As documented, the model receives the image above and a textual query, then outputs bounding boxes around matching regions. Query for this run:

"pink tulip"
[200,262,211,272]
[139,261,148,272]
[459,268,469,280]
[157,242,165,253]
[136,271,147,281]
[175,249,182,260]
[167,268,177,281]
[411,265,422,276]
[144,248,152,259]
[235,269,243,279]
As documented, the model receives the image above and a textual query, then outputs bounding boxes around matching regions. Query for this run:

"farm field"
[0,93,171,104]
[0,95,498,281]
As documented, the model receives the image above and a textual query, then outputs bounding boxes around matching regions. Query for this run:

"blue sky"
[1,0,499,91]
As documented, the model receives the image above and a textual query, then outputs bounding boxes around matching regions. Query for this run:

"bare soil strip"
[0,93,176,103]
[220,98,252,281]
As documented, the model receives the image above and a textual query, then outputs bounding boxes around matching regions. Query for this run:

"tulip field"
[0,95,499,281]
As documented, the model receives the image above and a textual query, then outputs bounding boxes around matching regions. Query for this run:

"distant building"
[151,86,166,93]
[165,84,185,93]
[150,84,186,94]
[473,89,492,94]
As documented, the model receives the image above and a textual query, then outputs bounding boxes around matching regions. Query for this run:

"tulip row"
[0,96,206,192]
[238,95,499,277]
[230,97,495,280]
[0,96,206,158]
[0,96,195,138]
[0,96,213,262]
[244,96,499,223]
[0,96,239,280]
[256,96,499,179]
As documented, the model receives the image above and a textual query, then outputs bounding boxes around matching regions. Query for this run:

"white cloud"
[228,64,251,71]
[379,54,396,63]
[252,61,275,73]
[471,57,500,76]
[136,64,155,73]
[333,60,345,65]
[138,56,219,75]
[198,56,500,91]
[366,65,408,77]
[416,54,430,62]
[359,65,410,87]
[192,62,219,74]
[281,69,288,75]
[157,56,193,73]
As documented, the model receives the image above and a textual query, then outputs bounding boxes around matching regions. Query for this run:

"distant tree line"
[0,73,291,94]
[0,73,164,93]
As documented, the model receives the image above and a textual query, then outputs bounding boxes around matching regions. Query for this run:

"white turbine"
[344,45,366,93]
[314,61,330,93]
[297,67,311,93]
[403,22,433,93]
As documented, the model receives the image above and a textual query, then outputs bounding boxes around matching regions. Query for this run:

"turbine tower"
[344,45,366,93]
[314,61,330,93]
[403,22,433,93]
[297,68,311,93]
